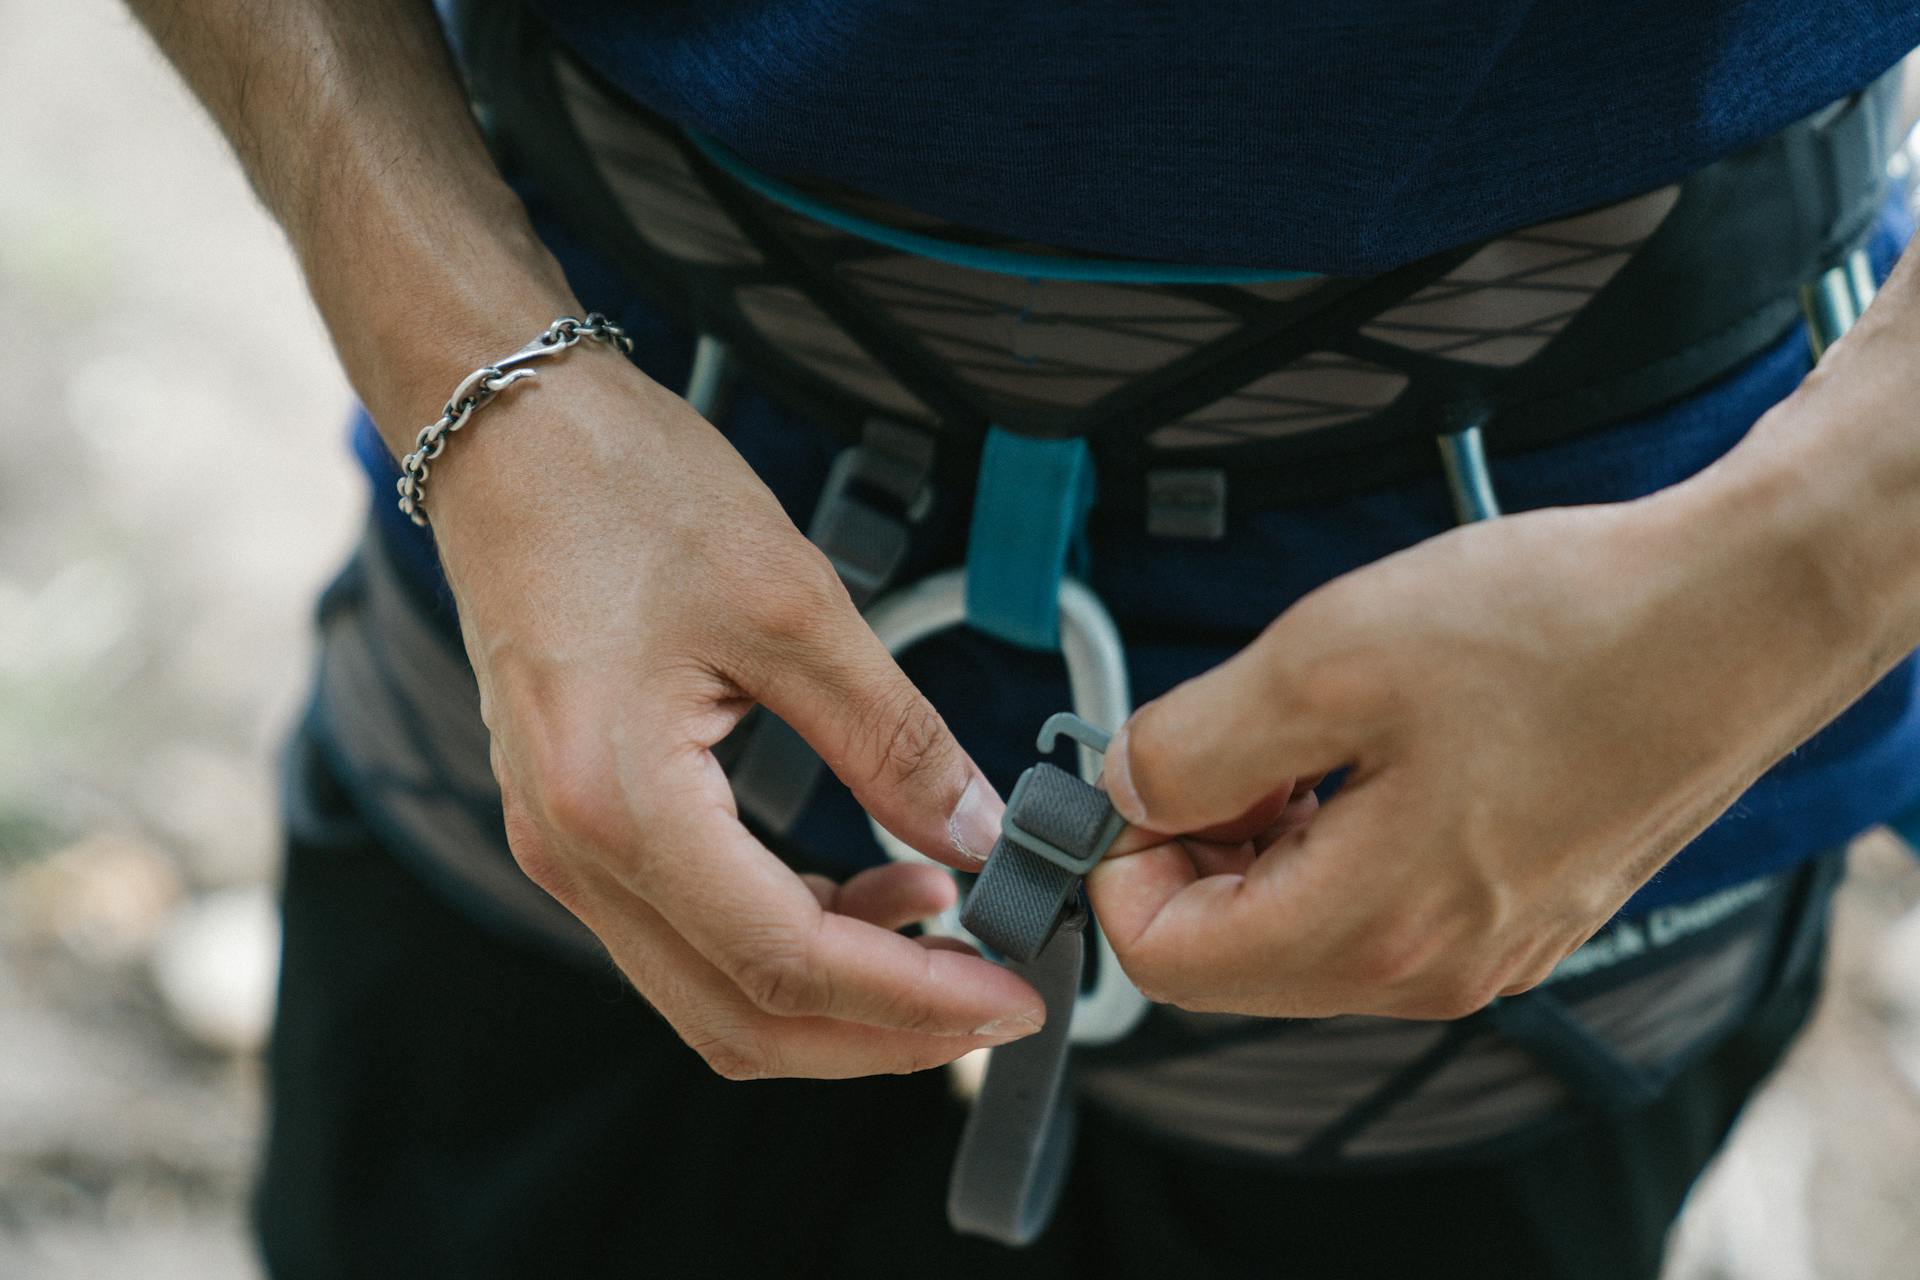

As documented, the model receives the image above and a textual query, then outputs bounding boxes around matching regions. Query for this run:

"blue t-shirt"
[363,8,1920,914]
[531,0,1920,272]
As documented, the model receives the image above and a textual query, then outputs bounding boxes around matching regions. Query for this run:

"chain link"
[396,313,633,527]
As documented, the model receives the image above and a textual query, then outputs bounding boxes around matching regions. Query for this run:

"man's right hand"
[122,0,1042,1079]
[424,350,1045,1079]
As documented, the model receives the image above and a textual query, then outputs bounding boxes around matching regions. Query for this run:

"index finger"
[603,747,1045,1037]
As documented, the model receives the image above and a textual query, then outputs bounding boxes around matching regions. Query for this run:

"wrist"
[304,205,584,457]
[1657,388,1920,678]
[1694,246,1920,661]
[414,344,685,594]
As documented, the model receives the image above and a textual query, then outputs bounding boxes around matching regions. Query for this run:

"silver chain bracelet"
[395,313,633,527]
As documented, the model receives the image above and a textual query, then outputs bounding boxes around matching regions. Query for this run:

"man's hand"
[425,353,1043,1077]
[124,0,1043,1078]
[1088,287,1920,1018]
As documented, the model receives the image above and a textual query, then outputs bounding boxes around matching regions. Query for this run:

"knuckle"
[536,749,628,849]
[864,691,952,790]
[689,1031,772,1082]
[1509,937,1577,995]
[743,545,845,644]
[1111,941,1186,1009]
[729,929,824,1017]
[1350,923,1437,987]
[1499,964,1554,998]
[503,809,570,898]
[1489,934,1558,999]
[1130,978,1174,1006]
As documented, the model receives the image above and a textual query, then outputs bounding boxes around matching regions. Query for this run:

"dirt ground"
[1,4,1918,1277]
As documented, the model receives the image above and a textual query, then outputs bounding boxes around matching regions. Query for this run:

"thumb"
[1102,636,1355,834]
[755,606,1003,870]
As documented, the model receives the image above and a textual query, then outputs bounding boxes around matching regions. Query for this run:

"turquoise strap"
[683,129,1318,286]
[964,429,1094,651]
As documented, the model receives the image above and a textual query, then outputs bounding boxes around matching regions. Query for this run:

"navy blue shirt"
[533,0,1919,272]
[366,7,1920,916]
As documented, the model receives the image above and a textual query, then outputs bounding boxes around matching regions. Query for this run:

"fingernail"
[974,1012,1043,1039]
[1102,724,1149,826]
[948,775,1004,863]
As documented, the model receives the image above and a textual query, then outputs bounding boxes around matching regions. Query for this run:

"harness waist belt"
[463,8,1897,522]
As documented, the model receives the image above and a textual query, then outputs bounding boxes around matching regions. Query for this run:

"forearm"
[124,0,578,452]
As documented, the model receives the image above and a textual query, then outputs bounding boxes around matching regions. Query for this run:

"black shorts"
[254,722,1826,1280]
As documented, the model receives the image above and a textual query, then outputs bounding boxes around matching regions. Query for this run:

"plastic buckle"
[860,573,1148,1047]
[998,715,1128,877]
[810,418,935,606]
[1145,468,1228,540]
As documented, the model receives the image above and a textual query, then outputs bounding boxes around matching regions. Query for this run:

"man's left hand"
[1088,432,1898,1019]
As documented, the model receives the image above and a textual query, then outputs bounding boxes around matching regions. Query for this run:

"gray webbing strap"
[961,762,1124,964]
[720,712,820,834]
[947,907,1086,1246]
[728,417,934,833]
[948,716,1127,1245]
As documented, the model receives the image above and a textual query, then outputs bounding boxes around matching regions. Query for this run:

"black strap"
[1295,1021,1480,1163]
[1479,991,1664,1112]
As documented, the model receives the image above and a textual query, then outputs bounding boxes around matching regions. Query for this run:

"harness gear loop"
[1436,416,1503,524]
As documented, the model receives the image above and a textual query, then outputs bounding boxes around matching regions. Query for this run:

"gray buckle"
[998,714,1127,877]
[1145,468,1228,540]
[810,417,936,605]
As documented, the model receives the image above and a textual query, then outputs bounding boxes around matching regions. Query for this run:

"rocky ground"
[1,3,1918,1277]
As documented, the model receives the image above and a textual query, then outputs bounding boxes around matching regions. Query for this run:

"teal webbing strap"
[964,429,1095,651]
[682,129,1318,286]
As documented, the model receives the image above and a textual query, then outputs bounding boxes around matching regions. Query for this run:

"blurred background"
[1,3,1919,1277]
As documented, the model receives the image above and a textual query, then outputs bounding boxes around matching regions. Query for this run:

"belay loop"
[861,573,1148,1048]
[858,601,1144,1246]
[857,422,1151,1247]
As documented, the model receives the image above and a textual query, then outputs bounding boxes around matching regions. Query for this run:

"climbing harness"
[462,8,1900,524]
[294,0,1908,1249]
